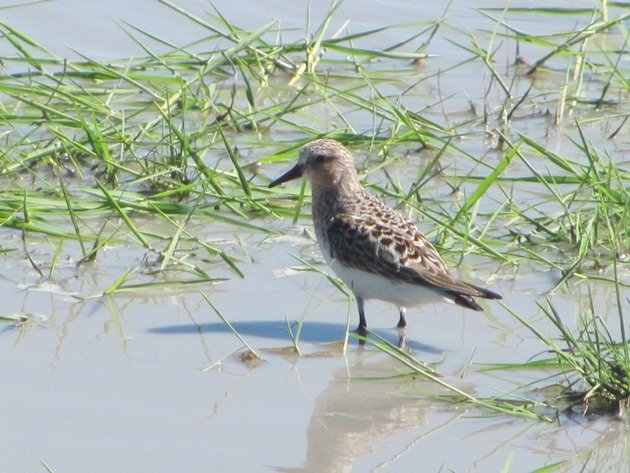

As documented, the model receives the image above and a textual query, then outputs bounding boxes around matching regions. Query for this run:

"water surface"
[1,1,628,472]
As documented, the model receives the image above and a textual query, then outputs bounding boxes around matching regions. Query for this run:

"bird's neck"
[311,174,363,222]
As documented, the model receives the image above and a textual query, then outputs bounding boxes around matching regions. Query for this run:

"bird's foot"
[355,325,368,346]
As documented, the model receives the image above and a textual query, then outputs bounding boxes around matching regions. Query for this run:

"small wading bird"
[269,139,501,347]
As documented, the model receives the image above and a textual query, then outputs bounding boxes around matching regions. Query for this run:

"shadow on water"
[148,320,443,353]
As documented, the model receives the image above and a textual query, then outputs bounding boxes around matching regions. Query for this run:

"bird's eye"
[314,154,326,164]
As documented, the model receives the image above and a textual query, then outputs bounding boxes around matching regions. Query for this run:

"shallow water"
[1,1,629,472]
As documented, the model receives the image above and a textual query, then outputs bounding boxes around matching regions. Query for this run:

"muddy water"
[1,1,628,472]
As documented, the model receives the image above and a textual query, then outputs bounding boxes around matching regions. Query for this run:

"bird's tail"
[451,284,502,311]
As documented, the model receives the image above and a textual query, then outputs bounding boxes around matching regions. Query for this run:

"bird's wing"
[325,212,491,298]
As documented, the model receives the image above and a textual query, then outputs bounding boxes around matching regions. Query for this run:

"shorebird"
[269,139,501,346]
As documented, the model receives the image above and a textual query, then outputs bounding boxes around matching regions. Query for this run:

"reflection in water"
[275,363,429,473]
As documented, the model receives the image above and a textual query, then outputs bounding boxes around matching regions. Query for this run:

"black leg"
[356,296,367,333]
[356,297,367,344]
[397,306,407,328]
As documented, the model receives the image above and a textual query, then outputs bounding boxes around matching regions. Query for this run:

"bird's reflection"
[274,361,430,473]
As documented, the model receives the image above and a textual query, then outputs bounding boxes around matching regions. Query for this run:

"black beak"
[268,163,303,188]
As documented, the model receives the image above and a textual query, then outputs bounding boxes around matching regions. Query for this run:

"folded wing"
[326,213,501,310]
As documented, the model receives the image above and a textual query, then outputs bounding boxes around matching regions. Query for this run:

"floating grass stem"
[202,293,262,361]
[357,331,551,420]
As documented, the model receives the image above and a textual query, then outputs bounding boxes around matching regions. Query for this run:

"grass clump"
[1,1,627,292]
[501,269,628,416]
[0,1,440,291]
[493,130,629,289]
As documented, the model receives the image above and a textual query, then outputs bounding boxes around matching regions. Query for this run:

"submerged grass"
[500,274,629,416]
